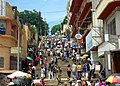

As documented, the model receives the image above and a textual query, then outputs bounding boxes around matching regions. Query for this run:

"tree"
[51,15,68,35]
[62,15,68,25]
[18,10,49,36]
[51,24,60,35]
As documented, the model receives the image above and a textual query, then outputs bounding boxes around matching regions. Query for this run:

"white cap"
[77,80,81,83]
[72,82,76,85]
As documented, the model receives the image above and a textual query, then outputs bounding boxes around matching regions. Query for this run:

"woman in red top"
[40,78,45,86]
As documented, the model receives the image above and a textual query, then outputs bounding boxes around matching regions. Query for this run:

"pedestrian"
[41,66,45,78]
[67,64,72,80]
[48,63,53,79]
[75,80,82,86]
[82,81,88,86]
[31,66,36,79]
[72,62,77,80]
[76,63,82,80]
[64,82,68,86]
[40,78,45,86]
[56,65,62,85]
[72,82,76,86]
[82,64,87,78]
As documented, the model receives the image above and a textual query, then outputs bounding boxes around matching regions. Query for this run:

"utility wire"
[40,0,49,10]
[41,10,66,13]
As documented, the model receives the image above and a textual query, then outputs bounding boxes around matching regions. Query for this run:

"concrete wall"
[6,2,13,19]
[0,35,17,70]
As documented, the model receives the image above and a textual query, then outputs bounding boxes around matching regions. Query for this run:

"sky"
[6,0,68,29]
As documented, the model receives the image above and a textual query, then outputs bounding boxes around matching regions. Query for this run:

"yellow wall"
[6,2,13,19]
[0,35,17,70]
[20,26,28,59]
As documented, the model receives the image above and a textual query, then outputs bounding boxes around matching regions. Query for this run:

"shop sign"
[0,20,6,34]
[75,34,82,39]
[86,31,93,52]
[11,47,21,54]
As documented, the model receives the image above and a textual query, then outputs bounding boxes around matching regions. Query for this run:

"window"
[10,56,17,70]
[108,18,116,35]
[0,57,4,67]
[0,20,6,34]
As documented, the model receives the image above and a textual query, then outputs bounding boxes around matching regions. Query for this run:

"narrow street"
[35,40,73,86]
[1,0,120,86]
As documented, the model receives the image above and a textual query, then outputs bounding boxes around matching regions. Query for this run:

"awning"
[71,28,78,38]
[69,0,76,12]
[69,13,76,25]
[98,1,120,19]
[69,0,83,25]
[74,0,83,13]
[78,2,91,27]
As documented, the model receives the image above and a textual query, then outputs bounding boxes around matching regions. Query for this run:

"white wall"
[0,0,6,16]
[115,11,120,35]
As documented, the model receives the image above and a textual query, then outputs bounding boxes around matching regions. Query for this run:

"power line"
[41,10,66,13]
[40,0,49,10]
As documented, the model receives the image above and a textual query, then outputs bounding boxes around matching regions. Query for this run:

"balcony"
[96,0,120,19]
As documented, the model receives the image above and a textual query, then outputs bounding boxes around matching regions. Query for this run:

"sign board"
[0,20,6,34]
[75,34,82,39]
[86,31,93,52]
[11,47,21,54]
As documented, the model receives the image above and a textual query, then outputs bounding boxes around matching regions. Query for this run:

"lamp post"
[17,16,21,70]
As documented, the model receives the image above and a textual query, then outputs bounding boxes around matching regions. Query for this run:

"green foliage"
[51,15,68,35]
[18,10,49,35]
[62,15,68,25]
[29,25,37,34]
[51,24,60,35]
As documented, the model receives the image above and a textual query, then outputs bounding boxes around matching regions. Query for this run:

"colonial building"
[0,1,28,71]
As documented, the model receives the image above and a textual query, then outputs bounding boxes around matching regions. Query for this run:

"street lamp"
[17,16,21,70]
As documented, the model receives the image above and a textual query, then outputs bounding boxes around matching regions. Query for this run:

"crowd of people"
[8,37,107,86]
[33,37,107,85]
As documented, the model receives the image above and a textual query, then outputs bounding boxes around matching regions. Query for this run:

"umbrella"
[8,82,14,86]
[80,56,86,59]
[106,74,120,84]
[80,54,89,60]
[83,54,89,57]
[7,71,27,78]
[26,56,33,60]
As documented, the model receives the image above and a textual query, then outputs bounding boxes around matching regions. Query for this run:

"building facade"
[0,1,28,71]
[96,0,120,76]
[67,0,120,76]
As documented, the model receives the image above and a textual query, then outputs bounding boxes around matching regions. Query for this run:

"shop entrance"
[112,51,120,73]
